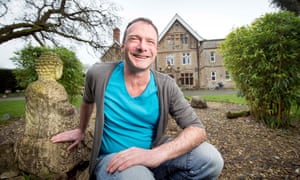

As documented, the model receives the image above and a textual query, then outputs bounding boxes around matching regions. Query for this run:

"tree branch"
[32,33,45,46]
[0,0,121,56]
[0,1,8,17]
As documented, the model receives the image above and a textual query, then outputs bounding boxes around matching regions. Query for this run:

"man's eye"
[148,40,156,45]
[129,37,139,41]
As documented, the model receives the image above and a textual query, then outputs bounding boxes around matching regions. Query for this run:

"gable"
[159,14,204,42]
[158,20,199,50]
[101,41,123,62]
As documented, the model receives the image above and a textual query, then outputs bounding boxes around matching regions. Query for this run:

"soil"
[1,102,300,179]
[168,102,300,179]
[204,102,300,179]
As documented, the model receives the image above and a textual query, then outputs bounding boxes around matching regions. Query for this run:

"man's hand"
[50,128,85,151]
[106,147,163,174]
[106,126,206,174]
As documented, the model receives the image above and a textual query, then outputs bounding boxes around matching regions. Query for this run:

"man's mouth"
[132,53,150,59]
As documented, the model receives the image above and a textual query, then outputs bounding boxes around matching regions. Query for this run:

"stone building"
[101,14,235,89]
[101,28,123,62]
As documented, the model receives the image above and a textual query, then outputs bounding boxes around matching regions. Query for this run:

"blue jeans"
[93,142,224,180]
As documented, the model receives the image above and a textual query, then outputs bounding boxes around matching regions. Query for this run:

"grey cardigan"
[83,61,204,176]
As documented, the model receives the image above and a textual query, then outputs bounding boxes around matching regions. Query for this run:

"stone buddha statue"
[15,52,89,178]
[35,51,64,81]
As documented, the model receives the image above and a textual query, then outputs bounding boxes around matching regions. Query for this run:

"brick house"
[101,14,235,89]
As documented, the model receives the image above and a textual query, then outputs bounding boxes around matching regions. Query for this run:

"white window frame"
[166,54,175,65]
[211,71,216,81]
[225,71,231,81]
[182,53,191,65]
[210,51,216,63]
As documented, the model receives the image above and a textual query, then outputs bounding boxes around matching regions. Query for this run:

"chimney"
[113,28,120,43]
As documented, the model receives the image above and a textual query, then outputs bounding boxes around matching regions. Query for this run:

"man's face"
[122,21,158,72]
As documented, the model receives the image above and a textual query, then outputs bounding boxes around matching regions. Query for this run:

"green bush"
[220,11,300,128]
[12,46,84,102]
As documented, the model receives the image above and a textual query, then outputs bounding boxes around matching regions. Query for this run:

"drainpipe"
[196,41,201,88]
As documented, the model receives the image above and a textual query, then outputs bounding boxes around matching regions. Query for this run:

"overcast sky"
[0,0,277,69]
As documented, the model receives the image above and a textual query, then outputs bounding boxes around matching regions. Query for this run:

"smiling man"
[51,17,224,180]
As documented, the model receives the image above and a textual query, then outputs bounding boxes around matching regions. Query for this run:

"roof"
[100,40,121,59]
[159,13,205,42]
[202,39,225,49]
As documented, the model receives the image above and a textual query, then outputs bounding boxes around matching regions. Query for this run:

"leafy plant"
[220,11,300,128]
[12,46,85,102]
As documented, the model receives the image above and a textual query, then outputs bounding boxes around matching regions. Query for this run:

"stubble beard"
[124,55,152,74]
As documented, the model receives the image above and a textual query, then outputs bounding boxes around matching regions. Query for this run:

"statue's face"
[55,65,63,80]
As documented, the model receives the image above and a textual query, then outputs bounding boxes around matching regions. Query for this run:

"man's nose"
[136,40,147,52]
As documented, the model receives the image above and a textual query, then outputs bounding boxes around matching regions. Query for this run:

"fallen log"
[226,110,250,119]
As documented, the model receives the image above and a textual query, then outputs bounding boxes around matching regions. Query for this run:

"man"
[51,17,224,179]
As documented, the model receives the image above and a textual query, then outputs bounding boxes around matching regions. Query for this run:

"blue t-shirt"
[100,61,159,156]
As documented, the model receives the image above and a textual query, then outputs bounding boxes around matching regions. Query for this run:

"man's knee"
[94,154,155,180]
[95,165,154,180]
[119,165,155,180]
[192,142,224,177]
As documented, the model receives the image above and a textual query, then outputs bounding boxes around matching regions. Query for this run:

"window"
[167,35,174,45]
[180,34,188,44]
[175,23,179,30]
[210,51,216,63]
[180,73,194,85]
[166,54,174,65]
[182,53,191,65]
[211,71,216,81]
[225,71,231,80]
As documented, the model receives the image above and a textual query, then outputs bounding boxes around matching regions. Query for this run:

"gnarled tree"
[0,0,121,54]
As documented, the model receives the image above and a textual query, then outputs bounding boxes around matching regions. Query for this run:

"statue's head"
[35,52,63,81]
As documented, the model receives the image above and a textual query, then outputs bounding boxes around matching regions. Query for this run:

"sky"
[0,0,278,69]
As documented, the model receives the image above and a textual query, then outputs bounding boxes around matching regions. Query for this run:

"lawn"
[0,97,81,125]
[0,94,298,125]
[0,100,25,124]
[201,94,247,105]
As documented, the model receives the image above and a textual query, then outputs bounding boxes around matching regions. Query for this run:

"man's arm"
[51,101,94,151]
[78,101,94,133]
[152,125,206,161]
[106,125,206,173]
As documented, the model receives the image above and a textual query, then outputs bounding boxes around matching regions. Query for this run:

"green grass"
[202,94,299,118]
[0,96,82,126]
[1,94,298,126]
[201,94,248,105]
[0,100,26,125]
